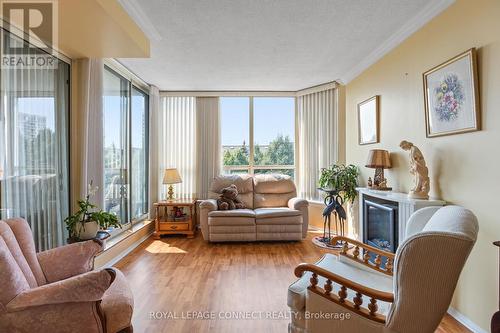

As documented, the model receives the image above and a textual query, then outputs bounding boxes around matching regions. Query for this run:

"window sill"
[103,219,154,251]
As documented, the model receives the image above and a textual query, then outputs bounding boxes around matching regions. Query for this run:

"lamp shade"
[162,168,182,184]
[365,150,392,169]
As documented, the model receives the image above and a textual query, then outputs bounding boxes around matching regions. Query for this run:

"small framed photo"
[358,95,379,145]
[423,48,480,138]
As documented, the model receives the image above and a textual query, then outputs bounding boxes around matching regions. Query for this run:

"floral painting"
[423,49,480,137]
[434,73,464,122]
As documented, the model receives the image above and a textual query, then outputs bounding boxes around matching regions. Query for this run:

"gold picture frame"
[357,95,379,145]
[423,48,480,138]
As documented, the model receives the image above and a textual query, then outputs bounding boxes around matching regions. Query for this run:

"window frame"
[129,85,149,222]
[103,65,149,231]
[221,96,296,176]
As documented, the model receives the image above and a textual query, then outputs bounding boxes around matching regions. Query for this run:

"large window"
[103,66,149,225]
[221,97,295,177]
[0,28,70,251]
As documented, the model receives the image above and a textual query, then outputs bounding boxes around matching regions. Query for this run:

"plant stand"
[67,230,110,245]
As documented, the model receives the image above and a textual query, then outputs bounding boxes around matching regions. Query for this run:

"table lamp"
[365,149,392,190]
[163,168,182,200]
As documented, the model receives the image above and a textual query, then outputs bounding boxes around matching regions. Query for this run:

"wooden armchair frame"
[332,236,395,276]
[294,236,396,323]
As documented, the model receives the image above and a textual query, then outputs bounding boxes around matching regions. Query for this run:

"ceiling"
[118,0,453,91]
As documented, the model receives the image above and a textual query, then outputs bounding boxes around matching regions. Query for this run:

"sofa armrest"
[288,198,309,239]
[288,197,308,210]
[37,240,103,283]
[200,199,218,211]
[199,199,218,241]
[6,268,115,312]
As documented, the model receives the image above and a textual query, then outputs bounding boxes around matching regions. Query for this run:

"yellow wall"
[58,0,149,58]
[345,0,500,329]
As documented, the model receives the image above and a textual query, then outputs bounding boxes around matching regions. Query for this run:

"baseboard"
[447,307,487,333]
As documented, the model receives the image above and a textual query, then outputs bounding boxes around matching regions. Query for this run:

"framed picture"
[358,95,379,145]
[423,48,480,138]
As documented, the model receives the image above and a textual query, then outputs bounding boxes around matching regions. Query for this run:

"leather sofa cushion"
[208,209,255,218]
[253,175,297,208]
[253,174,296,194]
[209,225,256,234]
[254,207,302,218]
[256,216,302,225]
[209,174,254,209]
[254,193,296,208]
[210,233,256,242]
[208,216,255,226]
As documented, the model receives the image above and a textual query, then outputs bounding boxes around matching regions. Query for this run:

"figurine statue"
[400,140,430,199]
[367,177,373,188]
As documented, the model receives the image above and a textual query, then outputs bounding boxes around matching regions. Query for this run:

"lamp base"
[370,168,391,191]
[167,185,174,201]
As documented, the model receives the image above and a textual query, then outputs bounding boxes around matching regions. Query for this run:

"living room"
[0,0,499,332]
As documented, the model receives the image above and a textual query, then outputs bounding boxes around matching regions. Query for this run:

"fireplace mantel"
[356,187,446,247]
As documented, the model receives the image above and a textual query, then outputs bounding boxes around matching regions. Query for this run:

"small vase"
[76,221,99,240]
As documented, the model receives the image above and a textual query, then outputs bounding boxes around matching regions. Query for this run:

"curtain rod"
[161,81,339,97]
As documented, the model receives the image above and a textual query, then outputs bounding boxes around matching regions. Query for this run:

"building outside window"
[103,66,149,226]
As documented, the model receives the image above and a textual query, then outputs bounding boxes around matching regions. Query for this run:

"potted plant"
[318,164,360,203]
[65,182,121,240]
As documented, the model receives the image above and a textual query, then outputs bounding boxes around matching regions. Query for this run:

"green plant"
[65,182,121,238]
[318,164,360,203]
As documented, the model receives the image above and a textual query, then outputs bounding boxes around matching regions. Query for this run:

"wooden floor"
[115,231,471,333]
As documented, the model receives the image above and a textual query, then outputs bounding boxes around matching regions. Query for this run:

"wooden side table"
[154,199,196,239]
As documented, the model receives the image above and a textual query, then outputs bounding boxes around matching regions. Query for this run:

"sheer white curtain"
[159,97,197,199]
[297,88,338,200]
[196,97,220,199]
[0,29,70,250]
[148,86,160,217]
[72,59,104,207]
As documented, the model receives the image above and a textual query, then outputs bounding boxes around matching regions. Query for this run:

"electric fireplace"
[363,195,399,253]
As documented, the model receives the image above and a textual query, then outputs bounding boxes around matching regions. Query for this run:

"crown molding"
[296,81,338,96]
[338,0,455,85]
[117,0,162,41]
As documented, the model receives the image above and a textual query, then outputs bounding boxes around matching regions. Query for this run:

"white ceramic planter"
[76,221,99,240]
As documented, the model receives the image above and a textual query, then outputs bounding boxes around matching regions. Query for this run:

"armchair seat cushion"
[208,209,255,218]
[254,207,302,218]
[287,253,393,313]
[101,269,134,333]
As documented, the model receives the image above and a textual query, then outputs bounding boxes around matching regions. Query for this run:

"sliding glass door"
[103,68,130,224]
[103,66,149,227]
[0,28,70,251]
[130,87,149,220]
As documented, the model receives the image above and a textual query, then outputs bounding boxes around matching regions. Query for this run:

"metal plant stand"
[318,188,347,248]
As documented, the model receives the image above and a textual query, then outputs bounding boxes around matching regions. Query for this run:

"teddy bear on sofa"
[217,184,246,210]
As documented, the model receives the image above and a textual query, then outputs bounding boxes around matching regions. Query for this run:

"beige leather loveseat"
[199,174,309,242]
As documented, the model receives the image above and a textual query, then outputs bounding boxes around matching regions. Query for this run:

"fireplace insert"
[363,195,399,253]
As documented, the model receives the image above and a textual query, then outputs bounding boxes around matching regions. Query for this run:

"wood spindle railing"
[331,236,395,276]
[294,263,394,324]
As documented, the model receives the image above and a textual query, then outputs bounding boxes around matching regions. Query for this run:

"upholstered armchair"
[0,218,134,333]
[288,206,478,333]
